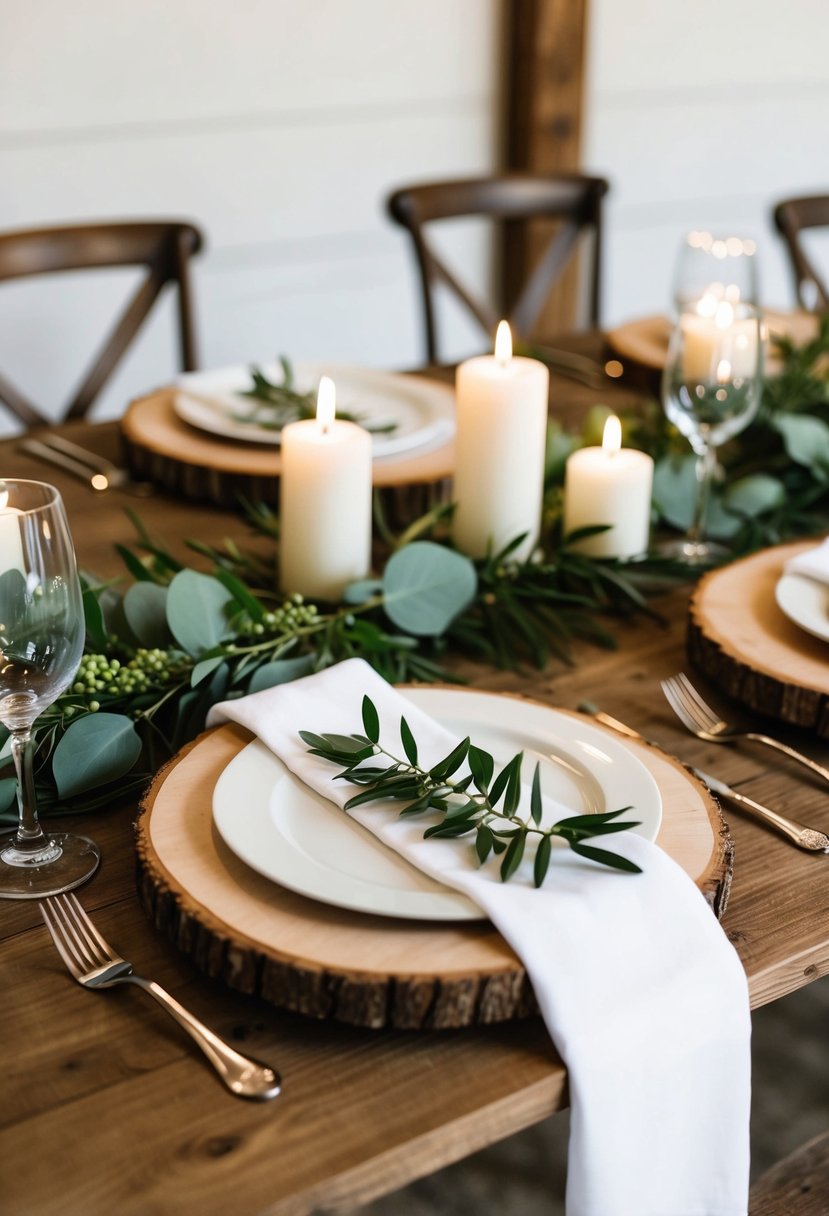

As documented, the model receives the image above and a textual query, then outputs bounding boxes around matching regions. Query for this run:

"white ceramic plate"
[173,362,455,458]
[212,688,662,922]
[775,572,829,643]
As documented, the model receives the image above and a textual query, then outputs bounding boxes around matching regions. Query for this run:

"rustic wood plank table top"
[3,364,829,1215]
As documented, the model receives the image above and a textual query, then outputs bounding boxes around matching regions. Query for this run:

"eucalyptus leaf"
[52,713,143,798]
[123,582,172,648]
[652,455,699,530]
[343,578,383,605]
[774,413,829,475]
[248,655,315,693]
[381,542,477,636]
[166,569,233,657]
[707,474,786,540]
[191,655,226,687]
[169,662,230,752]
[0,776,17,814]
[544,420,580,483]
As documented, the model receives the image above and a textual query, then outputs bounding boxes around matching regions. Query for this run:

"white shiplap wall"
[584,0,829,323]
[0,0,501,430]
[4,1,828,436]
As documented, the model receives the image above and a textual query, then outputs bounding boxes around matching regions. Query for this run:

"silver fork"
[40,893,281,1101]
[582,704,829,851]
[661,671,829,785]
[19,434,154,496]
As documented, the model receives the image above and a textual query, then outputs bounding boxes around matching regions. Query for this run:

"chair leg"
[748,1129,829,1215]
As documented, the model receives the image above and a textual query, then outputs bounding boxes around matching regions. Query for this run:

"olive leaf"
[300,695,643,881]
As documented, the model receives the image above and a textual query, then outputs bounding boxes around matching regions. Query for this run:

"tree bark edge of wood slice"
[687,540,829,738]
[134,720,731,1030]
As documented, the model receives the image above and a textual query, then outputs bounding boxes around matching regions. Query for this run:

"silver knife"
[692,768,829,852]
[19,437,106,490]
[580,706,829,853]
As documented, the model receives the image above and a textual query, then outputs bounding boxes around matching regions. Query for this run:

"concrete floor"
[345,977,829,1215]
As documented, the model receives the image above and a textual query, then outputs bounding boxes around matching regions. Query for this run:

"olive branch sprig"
[300,695,643,886]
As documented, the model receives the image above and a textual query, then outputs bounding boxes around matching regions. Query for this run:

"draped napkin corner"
[207,657,751,1216]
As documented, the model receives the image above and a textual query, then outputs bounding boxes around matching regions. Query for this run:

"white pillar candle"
[0,485,24,576]
[681,297,759,382]
[279,376,372,601]
[452,321,549,561]
[563,416,654,559]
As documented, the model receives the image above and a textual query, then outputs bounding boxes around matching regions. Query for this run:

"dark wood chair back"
[773,195,829,312]
[0,219,204,426]
[386,173,609,363]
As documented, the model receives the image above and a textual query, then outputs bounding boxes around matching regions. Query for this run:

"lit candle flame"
[696,291,719,318]
[602,414,622,456]
[494,320,512,367]
[716,358,732,384]
[316,375,336,433]
[714,301,735,329]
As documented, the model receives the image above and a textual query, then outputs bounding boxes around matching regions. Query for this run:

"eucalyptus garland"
[1,321,827,822]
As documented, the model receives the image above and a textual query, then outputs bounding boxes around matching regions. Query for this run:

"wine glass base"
[655,537,730,567]
[0,831,100,900]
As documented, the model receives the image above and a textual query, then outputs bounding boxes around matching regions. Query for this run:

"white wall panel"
[0,105,495,246]
[585,0,829,325]
[0,3,502,434]
[0,1,498,132]
[588,0,829,94]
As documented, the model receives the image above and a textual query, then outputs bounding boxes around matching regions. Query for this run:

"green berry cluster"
[238,595,320,638]
[69,648,189,710]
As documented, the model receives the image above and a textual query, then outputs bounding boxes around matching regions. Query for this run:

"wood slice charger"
[121,387,455,526]
[135,704,731,1031]
[688,540,829,736]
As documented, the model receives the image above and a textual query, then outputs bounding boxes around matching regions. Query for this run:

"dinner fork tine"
[661,672,829,784]
[40,894,281,1101]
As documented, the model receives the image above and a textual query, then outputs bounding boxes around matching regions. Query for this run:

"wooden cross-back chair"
[386,173,609,364]
[0,219,204,426]
[773,195,829,313]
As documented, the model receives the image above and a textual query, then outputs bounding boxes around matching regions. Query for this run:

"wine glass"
[660,301,764,565]
[671,230,759,316]
[0,479,99,898]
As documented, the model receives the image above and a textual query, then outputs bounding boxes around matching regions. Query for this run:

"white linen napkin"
[208,658,751,1216]
[785,537,829,583]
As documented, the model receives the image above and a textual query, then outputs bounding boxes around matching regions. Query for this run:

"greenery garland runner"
[301,695,642,879]
[0,511,669,823]
[561,314,829,551]
[1,320,827,822]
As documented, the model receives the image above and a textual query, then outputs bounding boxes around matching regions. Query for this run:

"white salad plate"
[174,362,455,458]
[212,687,662,922]
[775,571,829,644]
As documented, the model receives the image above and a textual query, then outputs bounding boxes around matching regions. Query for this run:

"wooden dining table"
[3,355,829,1215]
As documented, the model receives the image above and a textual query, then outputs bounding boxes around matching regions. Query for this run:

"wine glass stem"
[10,729,46,852]
[689,444,717,546]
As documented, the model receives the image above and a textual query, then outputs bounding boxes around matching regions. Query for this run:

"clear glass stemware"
[0,479,99,898]
[671,230,759,316]
[660,300,765,566]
